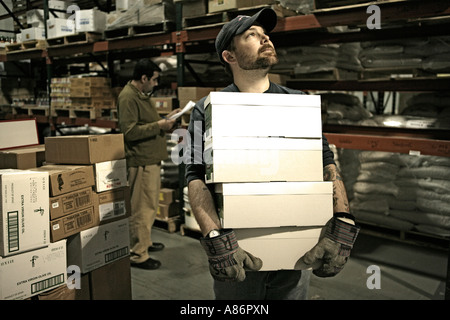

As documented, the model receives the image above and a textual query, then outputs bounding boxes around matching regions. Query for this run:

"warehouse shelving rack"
[0,0,449,156]
[1,0,450,298]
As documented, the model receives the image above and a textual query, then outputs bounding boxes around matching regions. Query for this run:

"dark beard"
[237,47,279,70]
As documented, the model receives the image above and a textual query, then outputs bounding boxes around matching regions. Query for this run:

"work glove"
[299,215,360,277]
[200,228,263,282]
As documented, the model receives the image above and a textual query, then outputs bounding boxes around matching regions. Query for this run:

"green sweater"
[117,81,168,167]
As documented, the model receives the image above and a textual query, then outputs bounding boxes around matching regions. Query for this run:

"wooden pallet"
[154,216,181,233]
[52,106,113,120]
[104,22,175,39]
[11,105,50,117]
[359,221,449,251]
[46,32,103,46]
[5,40,47,52]
[183,4,296,30]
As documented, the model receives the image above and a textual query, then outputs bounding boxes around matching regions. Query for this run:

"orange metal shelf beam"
[325,133,450,157]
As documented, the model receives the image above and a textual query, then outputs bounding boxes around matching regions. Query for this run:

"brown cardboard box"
[70,77,111,87]
[36,274,90,300]
[32,164,95,196]
[151,97,174,114]
[93,186,131,225]
[159,188,175,205]
[0,144,45,169]
[50,186,94,220]
[157,201,180,220]
[89,257,132,300]
[50,206,97,242]
[45,134,125,165]
[177,86,215,102]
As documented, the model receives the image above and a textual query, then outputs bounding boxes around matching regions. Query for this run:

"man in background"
[118,58,180,270]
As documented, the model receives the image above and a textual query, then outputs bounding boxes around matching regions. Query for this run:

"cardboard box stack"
[40,133,132,300]
[106,0,175,31]
[204,92,333,271]
[0,120,67,300]
[21,1,71,41]
[157,188,179,220]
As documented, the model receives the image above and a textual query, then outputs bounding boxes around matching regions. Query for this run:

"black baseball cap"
[215,8,278,65]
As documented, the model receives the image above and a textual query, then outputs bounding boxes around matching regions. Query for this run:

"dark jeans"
[214,269,311,300]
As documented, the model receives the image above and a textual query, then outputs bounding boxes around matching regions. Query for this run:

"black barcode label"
[7,211,19,253]
[76,211,92,226]
[31,273,65,294]
[113,202,125,216]
[105,246,129,263]
[75,194,91,207]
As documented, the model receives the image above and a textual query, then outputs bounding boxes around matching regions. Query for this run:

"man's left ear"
[222,50,236,64]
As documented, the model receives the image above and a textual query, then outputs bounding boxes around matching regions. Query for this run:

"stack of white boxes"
[204,92,333,270]
[23,1,72,41]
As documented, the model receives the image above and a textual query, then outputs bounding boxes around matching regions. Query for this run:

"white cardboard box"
[0,169,49,256]
[67,218,130,273]
[94,159,128,192]
[49,0,71,10]
[47,18,75,39]
[0,119,39,150]
[204,92,322,139]
[0,240,67,300]
[26,9,68,28]
[204,136,323,183]
[21,27,45,41]
[26,9,45,28]
[215,181,333,228]
[75,9,107,33]
[235,226,324,271]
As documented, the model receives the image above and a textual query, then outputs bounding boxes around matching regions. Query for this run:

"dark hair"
[132,58,162,80]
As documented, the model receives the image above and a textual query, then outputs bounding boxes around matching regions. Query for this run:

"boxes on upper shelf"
[204,136,323,183]
[75,9,107,33]
[235,226,325,271]
[215,181,333,229]
[44,134,125,165]
[204,92,322,140]
[0,169,49,256]
[47,18,75,39]
[0,240,67,300]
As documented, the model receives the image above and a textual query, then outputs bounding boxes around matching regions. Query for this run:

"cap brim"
[235,8,277,36]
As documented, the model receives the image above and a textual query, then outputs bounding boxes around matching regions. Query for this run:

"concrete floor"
[130,225,449,300]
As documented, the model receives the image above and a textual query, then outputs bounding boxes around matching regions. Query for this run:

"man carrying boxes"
[185,8,360,300]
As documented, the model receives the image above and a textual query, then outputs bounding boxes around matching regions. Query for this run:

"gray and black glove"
[200,228,263,282]
[300,215,360,277]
